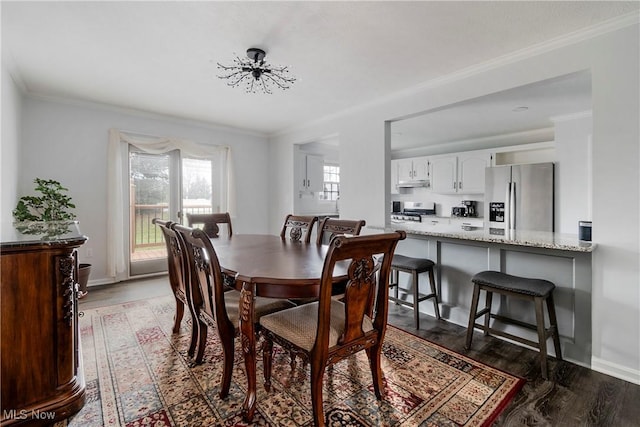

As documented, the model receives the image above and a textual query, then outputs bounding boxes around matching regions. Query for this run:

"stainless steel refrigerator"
[485,162,554,234]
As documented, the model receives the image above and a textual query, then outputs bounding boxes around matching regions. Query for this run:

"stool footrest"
[472,323,541,350]
[491,314,537,331]
[389,288,438,304]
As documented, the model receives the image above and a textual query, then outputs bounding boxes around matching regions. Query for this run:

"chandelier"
[216,48,296,94]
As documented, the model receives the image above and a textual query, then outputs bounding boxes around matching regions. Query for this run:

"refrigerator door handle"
[504,183,511,230]
[509,181,516,229]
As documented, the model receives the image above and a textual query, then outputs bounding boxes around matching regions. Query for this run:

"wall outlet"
[86,248,93,258]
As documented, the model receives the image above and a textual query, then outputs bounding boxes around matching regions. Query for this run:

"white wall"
[269,22,640,383]
[20,96,270,284]
[1,67,22,239]
[554,113,592,234]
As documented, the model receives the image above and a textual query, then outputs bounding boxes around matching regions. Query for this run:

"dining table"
[210,233,349,422]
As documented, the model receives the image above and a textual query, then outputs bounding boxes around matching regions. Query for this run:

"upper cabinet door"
[431,155,457,193]
[458,152,491,194]
[397,159,414,182]
[390,159,399,194]
[412,156,430,181]
[305,154,324,193]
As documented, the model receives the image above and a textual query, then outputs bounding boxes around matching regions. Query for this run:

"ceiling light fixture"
[216,48,296,94]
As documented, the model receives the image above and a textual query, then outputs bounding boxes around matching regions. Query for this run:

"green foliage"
[13,178,76,222]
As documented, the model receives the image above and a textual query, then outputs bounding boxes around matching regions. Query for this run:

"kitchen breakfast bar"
[370,223,594,367]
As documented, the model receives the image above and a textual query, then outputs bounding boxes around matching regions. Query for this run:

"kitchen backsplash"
[392,189,484,218]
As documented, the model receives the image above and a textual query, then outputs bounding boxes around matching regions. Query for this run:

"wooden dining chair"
[186,212,233,238]
[172,224,295,398]
[259,231,406,427]
[280,214,318,243]
[152,219,199,346]
[316,217,366,245]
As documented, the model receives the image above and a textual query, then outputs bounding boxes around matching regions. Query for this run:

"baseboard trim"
[591,356,640,385]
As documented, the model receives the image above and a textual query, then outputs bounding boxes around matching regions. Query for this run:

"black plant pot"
[78,263,91,298]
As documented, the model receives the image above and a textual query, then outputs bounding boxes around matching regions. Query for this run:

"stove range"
[391,201,436,223]
[391,212,423,222]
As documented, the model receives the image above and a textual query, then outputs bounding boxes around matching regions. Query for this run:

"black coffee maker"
[462,200,477,217]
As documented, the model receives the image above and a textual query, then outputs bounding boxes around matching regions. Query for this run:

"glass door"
[128,148,215,276]
[181,158,214,220]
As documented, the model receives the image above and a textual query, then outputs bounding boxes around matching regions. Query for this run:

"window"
[320,164,340,201]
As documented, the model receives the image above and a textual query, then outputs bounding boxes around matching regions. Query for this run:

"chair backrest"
[186,212,233,238]
[152,218,187,300]
[316,218,366,245]
[173,224,235,336]
[280,214,318,243]
[314,231,406,350]
[314,231,406,351]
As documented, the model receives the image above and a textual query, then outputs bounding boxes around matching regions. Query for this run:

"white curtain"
[107,129,236,280]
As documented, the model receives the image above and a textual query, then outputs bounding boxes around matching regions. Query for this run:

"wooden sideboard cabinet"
[1,227,87,426]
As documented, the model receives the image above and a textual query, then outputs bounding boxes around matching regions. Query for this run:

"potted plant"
[12,178,77,239]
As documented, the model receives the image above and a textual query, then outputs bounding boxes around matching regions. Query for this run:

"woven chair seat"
[472,271,555,297]
[224,290,295,326]
[260,299,374,352]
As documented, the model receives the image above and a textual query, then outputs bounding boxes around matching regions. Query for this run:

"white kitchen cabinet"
[390,159,400,194]
[397,156,430,183]
[431,155,457,193]
[458,151,490,193]
[299,153,324,193]
[431,151,490,194]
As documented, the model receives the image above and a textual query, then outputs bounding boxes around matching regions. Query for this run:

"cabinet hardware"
[459,181,462,189]
[453,182,457,190]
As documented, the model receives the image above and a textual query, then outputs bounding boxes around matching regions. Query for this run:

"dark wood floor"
[81,277,640,426]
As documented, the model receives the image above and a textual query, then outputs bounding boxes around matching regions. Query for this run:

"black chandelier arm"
[220,70,254,88]
[217,68,248,82]
[259,78,273,94]
[261,71,295,89]
[217,48,296,93]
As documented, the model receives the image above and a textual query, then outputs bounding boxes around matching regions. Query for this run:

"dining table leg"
[239,281,257,422]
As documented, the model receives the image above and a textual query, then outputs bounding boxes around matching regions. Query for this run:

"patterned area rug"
[65,296,524,427]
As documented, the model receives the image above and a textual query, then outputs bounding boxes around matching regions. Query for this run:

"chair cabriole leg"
[262,337,273,392]
[172,298,184,333]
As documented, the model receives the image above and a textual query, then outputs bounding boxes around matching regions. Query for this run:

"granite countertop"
[373,223,594,253]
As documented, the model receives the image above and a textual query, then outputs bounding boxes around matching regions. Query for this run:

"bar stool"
[389,254,440,329]
[465,270,562,379]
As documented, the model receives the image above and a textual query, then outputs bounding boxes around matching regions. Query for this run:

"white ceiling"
[3,1,638,142]
[391,70,593,152]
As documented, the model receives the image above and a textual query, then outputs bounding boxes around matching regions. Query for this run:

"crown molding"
[550,110,593,123]
[275,11,639,138]
[23,92,268,139]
